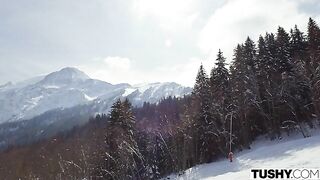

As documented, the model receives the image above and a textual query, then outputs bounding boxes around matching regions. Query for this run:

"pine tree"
[307,18,320,70]
[290,25,313,124]
[264,32,285,137]
[256,35,273,133]
[276,27,294,73]
[210,49,231,113]
[191,65,220,163]
[290,25,307,64]
[307,18,320,121]
[280,68,312,137]
[230,37,267,148]
[103,99,143,180]
[313,65,320,119]
[243,37,261,111]
[209,49,231,154]
[230,44,251,148]
[180,97,197,169]
[273,25,312,136]
[193,64,210,98]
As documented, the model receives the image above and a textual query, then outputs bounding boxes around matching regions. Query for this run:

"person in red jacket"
[228,151,234,162]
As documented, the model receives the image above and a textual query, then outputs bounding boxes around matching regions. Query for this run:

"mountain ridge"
[0,67,192,124]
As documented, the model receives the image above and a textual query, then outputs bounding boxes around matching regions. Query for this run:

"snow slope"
[167,130,320,180]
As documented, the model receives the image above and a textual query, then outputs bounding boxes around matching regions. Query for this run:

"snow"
[166,129,320,180]
[133,83,159,93]
[39,67,90,86]
[0,67,192,124]
[0,82,13,89]
[0,76,44,91]
[43,85,60,89]
[132,82,192,101]
[30,95,43,105]
[22,95,44,112]
[84,94,97,101]
[123,88,137,96]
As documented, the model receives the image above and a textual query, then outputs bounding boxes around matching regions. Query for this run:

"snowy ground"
[166,128,320,180]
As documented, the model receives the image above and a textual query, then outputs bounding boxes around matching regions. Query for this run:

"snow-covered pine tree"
[275,27,305,131]
[103,99,144,180]
[230,38,261,148]
[289,25,314,124]
[243,37,261,108]
[263,32,285,138]
[312,66,320,122]
[192,64,220,163]
[209,49,231,154]
[230,44,246,147]
[179,97,197,169]
[290,25,308,64]
[276,27,294,74]
[307,18,320,70]
[255,35,274,134]
[259,27,296,138]
[210,49,231,119]
[307,18,320,121]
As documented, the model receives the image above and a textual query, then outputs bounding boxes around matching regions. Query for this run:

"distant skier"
[228,151,233,162]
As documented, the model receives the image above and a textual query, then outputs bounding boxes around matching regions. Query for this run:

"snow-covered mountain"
[0,67,192,124]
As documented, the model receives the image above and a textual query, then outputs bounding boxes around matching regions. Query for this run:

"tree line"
[100,18,320,179]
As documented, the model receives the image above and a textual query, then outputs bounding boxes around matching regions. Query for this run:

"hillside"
[167,128,320,180]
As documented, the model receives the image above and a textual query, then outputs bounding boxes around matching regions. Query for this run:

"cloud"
[77,56,211,87]
[77,56,134,84]
[198,0,311,61]
[133,0,199,32]
[165,39,172,48]
[104,56,131,71]
[1,0,319,87]
[152,57,213,87]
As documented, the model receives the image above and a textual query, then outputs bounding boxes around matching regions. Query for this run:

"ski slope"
[167,129,320,180]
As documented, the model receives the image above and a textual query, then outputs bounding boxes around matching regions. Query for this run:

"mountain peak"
[40,67,90,85]
[59,67,88,75]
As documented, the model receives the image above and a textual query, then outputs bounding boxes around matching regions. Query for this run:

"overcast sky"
[1,0,319,87]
